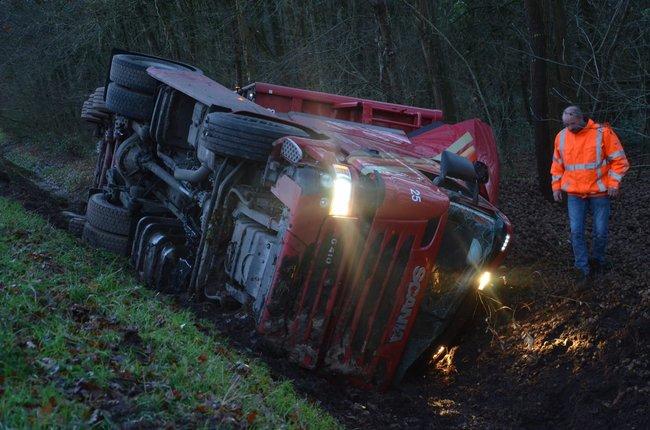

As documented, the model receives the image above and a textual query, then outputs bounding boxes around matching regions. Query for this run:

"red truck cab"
[238,82,511,386]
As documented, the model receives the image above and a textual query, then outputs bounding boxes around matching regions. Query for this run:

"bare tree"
[524,0,552,199]
[415,0,457,120]
[370,0,402,102]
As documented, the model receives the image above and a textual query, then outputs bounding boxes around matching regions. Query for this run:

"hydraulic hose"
[174,164,211,183]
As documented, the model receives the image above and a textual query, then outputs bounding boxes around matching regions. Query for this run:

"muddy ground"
[1,154,648,429]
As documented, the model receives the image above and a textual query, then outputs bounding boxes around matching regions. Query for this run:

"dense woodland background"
[0,0,647,195]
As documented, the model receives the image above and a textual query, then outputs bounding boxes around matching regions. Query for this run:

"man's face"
[562,109,585,132]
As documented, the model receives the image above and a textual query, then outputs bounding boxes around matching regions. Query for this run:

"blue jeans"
[567,195,611,275]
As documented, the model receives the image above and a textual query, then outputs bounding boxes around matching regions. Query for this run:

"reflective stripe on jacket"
[550,119,629,195]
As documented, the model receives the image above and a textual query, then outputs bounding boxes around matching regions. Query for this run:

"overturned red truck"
[76,50,512,388]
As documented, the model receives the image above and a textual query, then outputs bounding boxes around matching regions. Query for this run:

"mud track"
[1,156,648,429]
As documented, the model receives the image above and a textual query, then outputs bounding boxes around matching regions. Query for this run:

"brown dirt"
[0,160,70,228]
[1,154,648,429]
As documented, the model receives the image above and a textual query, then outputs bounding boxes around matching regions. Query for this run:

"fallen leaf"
[39,397,57,415]
[233,361,251,376]
[27,252,49,262]
[198,353,208,363]
[166,388,182,401]
[73,378,102,399]
[214,346,231,356]
[38,357,60,375]
[85,408,102,424]
[247,411,258,424]
[118,370,134,380]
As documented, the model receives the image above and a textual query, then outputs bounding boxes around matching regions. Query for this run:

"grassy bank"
[0,197,338,429]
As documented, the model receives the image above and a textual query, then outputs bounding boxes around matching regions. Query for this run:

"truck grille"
[285,217,421,382]
[326,221,416,380]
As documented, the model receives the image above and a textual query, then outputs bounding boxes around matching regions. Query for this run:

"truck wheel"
[110,54,190,94]
[85,193,133,236]
[105,83,154,121]
[82,223,131,256]
[68,217,85,238]
[199,113,310,162]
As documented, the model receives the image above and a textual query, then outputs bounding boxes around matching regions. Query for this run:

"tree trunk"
[415,0,457,121]
[519,57,533,125]
[234,0,251,85]
[548,0,573,134]
[524,0,552,199]
[370,0,402,102]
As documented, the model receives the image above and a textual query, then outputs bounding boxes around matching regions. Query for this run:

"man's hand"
[607,188,619,198]
[553,190,563,202]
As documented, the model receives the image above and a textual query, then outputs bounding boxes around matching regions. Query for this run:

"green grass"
[0,197,339,429]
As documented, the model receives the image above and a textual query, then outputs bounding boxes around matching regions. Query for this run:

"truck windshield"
[431,202,496,304]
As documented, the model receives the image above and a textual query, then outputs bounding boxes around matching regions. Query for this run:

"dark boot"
[572,268,590,292]
[589,258,611,276]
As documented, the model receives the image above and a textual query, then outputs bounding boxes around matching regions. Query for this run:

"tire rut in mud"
[0,159,73,228]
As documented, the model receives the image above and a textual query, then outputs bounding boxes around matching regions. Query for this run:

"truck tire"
[110,54,190,94]
[68,217,85,238]
[105,83,154,121]
[85,193,132,236]
[82,223,131,256]
[199,113,310,162]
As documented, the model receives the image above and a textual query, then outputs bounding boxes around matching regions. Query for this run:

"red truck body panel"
[253,82,443,133]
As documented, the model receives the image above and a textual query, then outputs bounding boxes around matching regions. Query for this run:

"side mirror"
[434,150,488,204]
[474,161,489,184]
[434,150,477,184]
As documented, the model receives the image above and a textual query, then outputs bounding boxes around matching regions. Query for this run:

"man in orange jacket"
[550,105,629,282]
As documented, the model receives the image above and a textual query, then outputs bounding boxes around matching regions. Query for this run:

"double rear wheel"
[81,193,133,256]
[105,54,193,122]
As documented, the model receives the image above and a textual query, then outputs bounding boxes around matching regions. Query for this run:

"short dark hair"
[563,105,583,118]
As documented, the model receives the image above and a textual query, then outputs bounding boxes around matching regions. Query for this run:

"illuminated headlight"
[329,164,352,217]
[500,234,510,252]
[477,271,492,290]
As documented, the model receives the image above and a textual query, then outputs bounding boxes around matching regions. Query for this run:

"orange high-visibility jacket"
[550,119,629,195]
